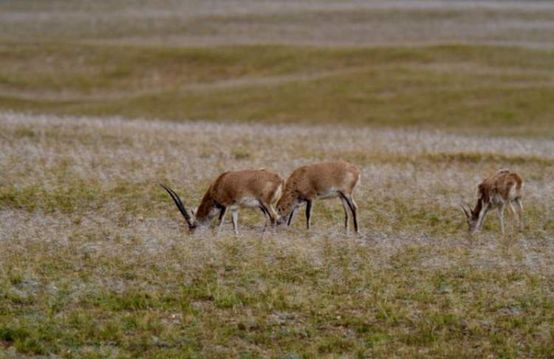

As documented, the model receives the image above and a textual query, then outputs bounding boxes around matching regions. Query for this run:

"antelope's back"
[479,170,523,201]
[289,160,360,192]
[212,169,284,204]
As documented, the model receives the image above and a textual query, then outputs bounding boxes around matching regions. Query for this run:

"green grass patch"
[1,233,552,357]
[1,43,553,136]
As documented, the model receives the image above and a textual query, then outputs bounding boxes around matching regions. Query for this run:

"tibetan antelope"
[161,169,284,234]
[461,170,524,235]
[276,161,361,233]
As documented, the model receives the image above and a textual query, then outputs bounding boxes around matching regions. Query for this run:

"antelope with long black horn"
[161,169,284,234]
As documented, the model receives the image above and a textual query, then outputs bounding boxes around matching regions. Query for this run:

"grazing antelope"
[461,169,524,235]
[161,169,284,234]
[276,161,361,233]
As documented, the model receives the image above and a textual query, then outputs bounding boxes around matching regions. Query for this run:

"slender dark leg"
[259,203,275,225]
[340,192,358,233]
[349,198,359,233]
[476,205,489,232]
[267,204,280,227]
[287,207,297,226]
[217,207,227,232]
[340,197,350,232]
[305,200,313,230]
[259,205,270,229]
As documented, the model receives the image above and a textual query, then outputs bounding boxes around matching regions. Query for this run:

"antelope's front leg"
[287,207,297,226]
[258,205,271,231]
[259,202,277,227]
[267,205,280,227]
[217,207,228,232]
[497,204,506,235]
[476,204,489,232]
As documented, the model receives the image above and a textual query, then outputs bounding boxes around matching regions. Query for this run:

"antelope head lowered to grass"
[161,169,284,234]
[276,161,361,233]
[461,169,524,235]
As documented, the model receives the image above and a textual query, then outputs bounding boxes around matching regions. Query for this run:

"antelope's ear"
[191,207,198,216]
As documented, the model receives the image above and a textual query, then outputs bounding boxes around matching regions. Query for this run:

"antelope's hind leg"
[340,196,350,232]
[349,197,359,233]
[497,204,506,235]
[340,192,359,234]
[231,209,239,235]
[514,198,524,231]
[305,200,313,230]
[508,202,519,232]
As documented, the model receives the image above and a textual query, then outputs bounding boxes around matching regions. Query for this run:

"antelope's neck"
[472,197,486,220]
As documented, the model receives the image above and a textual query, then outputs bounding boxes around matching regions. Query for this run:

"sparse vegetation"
[1,0,553,357]
[1,43,553,137]
[1,113,553,357]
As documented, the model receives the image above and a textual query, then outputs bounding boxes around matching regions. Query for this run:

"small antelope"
[276,161,361,233]
[461,169,524,235]
[161,169,284,234]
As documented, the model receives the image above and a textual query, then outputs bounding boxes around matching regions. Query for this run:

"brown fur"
[465,169,524,234]
[277,161,361,232]
[196,169,284,222]
[165,169,284,233]
[477,170,523,206]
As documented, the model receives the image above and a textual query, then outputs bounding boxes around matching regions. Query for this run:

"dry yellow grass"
[1,112,553,357]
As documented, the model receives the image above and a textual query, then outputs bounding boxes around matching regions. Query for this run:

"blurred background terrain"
[1,0,553,136]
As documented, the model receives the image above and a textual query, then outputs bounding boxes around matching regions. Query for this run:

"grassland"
[2,0,554,48]
[1,1,554,137]
[1,112,553,357]
[1,0,554,357]
[2,42,553,137]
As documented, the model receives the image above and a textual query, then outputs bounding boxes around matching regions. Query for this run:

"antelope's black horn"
[160,184,195,229]
[459,202,470,217]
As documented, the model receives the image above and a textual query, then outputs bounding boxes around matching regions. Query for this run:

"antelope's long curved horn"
[459,203,470,218]
[160,184,195,229]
